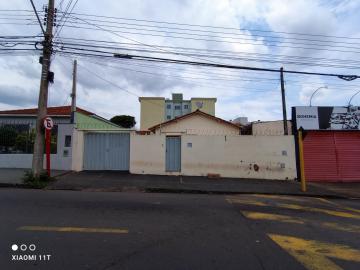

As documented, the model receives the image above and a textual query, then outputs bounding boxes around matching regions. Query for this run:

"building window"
[64,135,72,147]
[184,104,189,109]
[174,105,181,110]
[167,115,171,120]
[166,104,171,109]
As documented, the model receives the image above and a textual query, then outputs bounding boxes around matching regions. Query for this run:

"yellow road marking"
[316,198,360,214]
[242,211,304,224]
[18,226,129,234]
[242,211,360,233]
[320,222,360,234]
[226,197,268,206]
[268,234,360,270]
[278,203,360,219]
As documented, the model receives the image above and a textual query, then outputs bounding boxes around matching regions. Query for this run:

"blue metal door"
[166,136,181,172]
[83,133,130,170]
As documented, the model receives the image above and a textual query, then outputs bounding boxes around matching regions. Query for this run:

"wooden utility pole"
[70,59,77,124]
[280,67,289,135]
[32,0,55,177]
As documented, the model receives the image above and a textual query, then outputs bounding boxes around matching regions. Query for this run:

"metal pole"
[280,67,288,135]
[70,59,77,124]
[32,0,54,177]
[298,129,306,192]
[45,128,51,177]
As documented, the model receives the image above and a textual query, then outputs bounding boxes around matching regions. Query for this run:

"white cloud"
[0,0,359,127]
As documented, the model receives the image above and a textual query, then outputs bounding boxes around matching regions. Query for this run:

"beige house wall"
[130,134,167,175]
[191,98,216,115]
[181,135,296,180]
[154,114,240,135]
[130,134,296,180]
[252,120,292,135]
[139,98,165,130]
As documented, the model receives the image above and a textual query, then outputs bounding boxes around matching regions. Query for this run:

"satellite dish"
[195,101,203,109]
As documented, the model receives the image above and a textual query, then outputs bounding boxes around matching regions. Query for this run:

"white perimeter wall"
[0,124,74,171]
[130,135,297,180]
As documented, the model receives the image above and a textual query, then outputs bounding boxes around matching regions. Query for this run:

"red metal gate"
[303,131,360,182]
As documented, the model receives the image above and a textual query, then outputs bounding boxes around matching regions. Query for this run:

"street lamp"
[309,86,328,106]
[348,90,360,107]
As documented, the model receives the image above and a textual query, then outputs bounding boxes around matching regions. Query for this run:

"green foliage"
[15,129,35,153]
[110,115,136,128]
[22,170,53,189]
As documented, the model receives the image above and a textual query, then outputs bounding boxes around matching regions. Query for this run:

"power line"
[54,24,360,55]
[53,47,360,82]
[28,0,45,35]
[54,0,79,41]
[53,15,360,47]
[58,16,360,51]
[52,41,360,69]
[58,11,360,41]
[55,37,360,66]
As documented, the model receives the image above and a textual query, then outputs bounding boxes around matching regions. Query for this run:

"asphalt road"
[0,189,359,270]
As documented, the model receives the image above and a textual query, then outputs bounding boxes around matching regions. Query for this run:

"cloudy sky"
[1,0,360,127]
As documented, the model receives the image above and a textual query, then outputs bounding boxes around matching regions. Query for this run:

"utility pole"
[70,59,77,124]
[32,0,55,177]
[280,67,288,135]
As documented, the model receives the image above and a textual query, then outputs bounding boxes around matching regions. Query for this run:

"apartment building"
[139,93,216,130]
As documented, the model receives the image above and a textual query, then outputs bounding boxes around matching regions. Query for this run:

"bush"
[23,170,53,189]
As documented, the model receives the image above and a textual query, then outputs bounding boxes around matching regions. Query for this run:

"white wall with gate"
[130,134,296,180]
[83,132,130,170]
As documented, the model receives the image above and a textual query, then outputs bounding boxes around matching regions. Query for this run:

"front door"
[166,136,181,172]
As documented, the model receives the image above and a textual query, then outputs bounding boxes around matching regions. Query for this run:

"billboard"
[293,106,360,130]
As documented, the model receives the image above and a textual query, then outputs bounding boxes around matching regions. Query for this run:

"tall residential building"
[139,93,217,130]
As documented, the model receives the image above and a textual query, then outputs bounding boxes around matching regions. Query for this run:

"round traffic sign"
[43,117,54,130]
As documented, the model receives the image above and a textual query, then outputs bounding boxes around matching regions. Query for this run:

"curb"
[0,183,33,189]
[43,185,359,200]
[144,187,354,200]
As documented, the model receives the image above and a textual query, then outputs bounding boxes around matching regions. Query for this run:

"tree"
[110,115,136,128]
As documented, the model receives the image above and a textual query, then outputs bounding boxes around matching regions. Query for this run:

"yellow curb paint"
[268,234,360,270]
[278,203,360,219]
[18,226,129,234]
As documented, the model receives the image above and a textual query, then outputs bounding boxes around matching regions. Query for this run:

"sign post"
[43,117,54,177]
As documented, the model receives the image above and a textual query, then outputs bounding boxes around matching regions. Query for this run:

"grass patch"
[23,170,54,189]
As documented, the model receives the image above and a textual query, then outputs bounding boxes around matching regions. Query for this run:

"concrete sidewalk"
[47,171,360,199]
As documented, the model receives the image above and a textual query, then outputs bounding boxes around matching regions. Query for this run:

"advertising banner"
[293,106,360,130]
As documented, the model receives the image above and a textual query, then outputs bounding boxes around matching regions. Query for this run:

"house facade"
[148,110,241,135]
[139,93,217,130]
[0,106,128,170]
